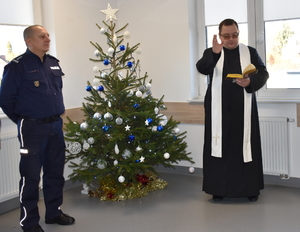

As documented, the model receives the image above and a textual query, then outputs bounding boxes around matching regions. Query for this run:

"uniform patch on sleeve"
[50,66,60,70]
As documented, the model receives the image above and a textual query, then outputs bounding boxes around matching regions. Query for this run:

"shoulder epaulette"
[12,55,23,63]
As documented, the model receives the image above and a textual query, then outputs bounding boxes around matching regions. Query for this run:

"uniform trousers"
[17,117,65,230]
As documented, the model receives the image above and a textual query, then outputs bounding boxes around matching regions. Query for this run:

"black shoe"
[212,195,224,202]
[24,224,44,232]
[248,196,259,202]
[45,213,75,225]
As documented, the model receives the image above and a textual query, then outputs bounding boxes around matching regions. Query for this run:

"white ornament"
[97,160,106,169]
[125,125,131,131]
[93,66,100,73]
[135,90,142,97]
[108,47,114,55]
[118,175,125,183]
[93,78,101,86]
[113,34,118,43]
[164,152,170,159]
[136,48,142,55]
[81,183,89,195]
[100,28,106,34]
[145,82,152,89]
[104,112,113,121]
[83,142,90,150]
[135,146,142,151]
[154,107,159,114]
[140,156,145,162]
[115,144,119,154]
[101,72,108,78]
[152,126,157,132]
[158,114,168,126]
[124,31,131,39]
[93,112,102,119]
[68,142,81,154]
[115,117,123,125]
[122,149,131,159]
[173,127,180,134]
[101,3,118,22]
[189,167,195,174]
[94,50,100,57]
[87,137,95,144]
[80,122,88,130]
[113,160,118,166]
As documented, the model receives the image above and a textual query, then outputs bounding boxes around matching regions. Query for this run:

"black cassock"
[196,45,269,197]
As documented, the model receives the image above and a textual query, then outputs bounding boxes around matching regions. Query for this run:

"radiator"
[259,117,290,179]
[0,134,20,202]
[0,117,291,202]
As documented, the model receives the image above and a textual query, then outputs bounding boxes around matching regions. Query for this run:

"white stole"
[211,43,253,163]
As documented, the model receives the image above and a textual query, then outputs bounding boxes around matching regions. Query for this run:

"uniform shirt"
[0,49,65,124]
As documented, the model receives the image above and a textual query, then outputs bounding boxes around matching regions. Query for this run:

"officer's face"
[26,26,51,57]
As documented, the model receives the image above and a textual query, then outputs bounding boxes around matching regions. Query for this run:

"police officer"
[0,25,75,232]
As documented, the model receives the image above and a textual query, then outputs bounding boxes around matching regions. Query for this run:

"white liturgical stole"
[211,43,252,163]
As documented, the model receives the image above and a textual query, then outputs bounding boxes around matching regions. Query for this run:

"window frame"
[191,0,300,102]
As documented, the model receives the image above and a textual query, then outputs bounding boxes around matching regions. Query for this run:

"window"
[0,25,27,81]
[193,0,300,101]
[0,0,35,116]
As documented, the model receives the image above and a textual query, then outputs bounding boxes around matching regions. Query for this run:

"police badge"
[34,81,40,87]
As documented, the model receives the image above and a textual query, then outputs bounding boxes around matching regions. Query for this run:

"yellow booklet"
[226,63,257,79]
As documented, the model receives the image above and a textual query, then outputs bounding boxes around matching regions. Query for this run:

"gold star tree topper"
[101,3,118,22]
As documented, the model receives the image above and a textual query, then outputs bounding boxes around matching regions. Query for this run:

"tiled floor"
[1,172,300,232]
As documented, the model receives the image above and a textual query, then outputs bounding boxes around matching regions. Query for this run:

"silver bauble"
[104,112,113,121]
[93,112,102,119]
[115,117,123,125]
[80,122,88,130]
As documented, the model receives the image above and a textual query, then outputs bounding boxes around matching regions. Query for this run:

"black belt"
[22,115,60,123]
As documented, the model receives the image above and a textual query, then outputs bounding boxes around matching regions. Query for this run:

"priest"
[196,18,269,202]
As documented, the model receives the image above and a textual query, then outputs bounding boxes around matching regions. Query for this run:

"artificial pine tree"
[64,4,194,201]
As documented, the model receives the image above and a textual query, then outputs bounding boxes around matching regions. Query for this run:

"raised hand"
[212,34,223,54]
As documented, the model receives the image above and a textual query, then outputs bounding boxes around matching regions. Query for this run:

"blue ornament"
[98,85,104,91]
[86,86,92,91]
[133,103,140,109]
[173,136,177,140]
[127,61,133,68]
[128,135,135,142]
[157,125,164,131]
[102,125,109,132]
[135,159,140,163]
[147,118,153,124]
[120,45,126,51]
[103,59,110,65]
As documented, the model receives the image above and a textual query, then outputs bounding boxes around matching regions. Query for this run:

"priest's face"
[219,24,239,50]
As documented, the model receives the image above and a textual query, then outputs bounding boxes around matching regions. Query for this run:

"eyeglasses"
[220,32,239,40]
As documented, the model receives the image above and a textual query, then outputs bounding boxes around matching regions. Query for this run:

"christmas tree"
[64,4,194,201]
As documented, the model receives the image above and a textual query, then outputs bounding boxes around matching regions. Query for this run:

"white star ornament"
[101,3,119,22]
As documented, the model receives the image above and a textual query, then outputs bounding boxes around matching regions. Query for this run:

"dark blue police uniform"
[0,49,66,231]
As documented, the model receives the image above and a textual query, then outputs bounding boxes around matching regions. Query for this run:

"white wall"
[1,0,300,178]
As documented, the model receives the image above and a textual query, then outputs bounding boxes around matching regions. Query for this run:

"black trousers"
[17,117,65,230]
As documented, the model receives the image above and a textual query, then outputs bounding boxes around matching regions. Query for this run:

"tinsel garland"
[88,172,168,201]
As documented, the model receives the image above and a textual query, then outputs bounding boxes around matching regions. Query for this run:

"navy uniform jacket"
[0,49,65,124]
